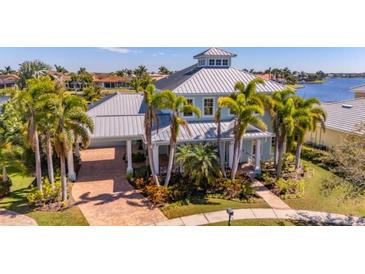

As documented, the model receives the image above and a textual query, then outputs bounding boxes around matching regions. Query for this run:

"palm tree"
[142,84,164,186]
[175,144,219,188]
[155,90,201,186]
[217,79,267,179]
[53,88,94,201]
[14,77,55,190]
[54,65,68,73]
[215,105,226,177]
[18,60,51,89]
[134,65,148,78]
[3,66,15,75]
[292,97,326,169]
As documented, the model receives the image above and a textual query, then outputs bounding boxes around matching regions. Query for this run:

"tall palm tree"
[18,60,51,89]
[142,84,164,186]
[292,97,326,169]
[215,105,226,177]
[14,77,54,190]
[155,90,201,186]
[3,66,15,75]
[53,88,94,201]
[134,65,148,78]
[54,65,68,73]
[217,79,267,179]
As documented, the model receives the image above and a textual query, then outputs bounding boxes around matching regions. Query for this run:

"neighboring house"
[0,74,18,89]
[305,98,365,148]
[351,84,365,98]
[150,73,169,81]
[92,73,130,89]
[256,73,273,80]
[87,48,286,174]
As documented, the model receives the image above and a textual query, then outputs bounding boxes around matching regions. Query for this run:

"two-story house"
[87,48,285,175]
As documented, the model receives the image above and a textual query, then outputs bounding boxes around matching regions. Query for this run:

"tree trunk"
[231,138,242,179]
[147,142,160,186]
[46,132,55,185]
[274,136,279,165]
[217,121,226,178]
[276,135,286,178]
[60,153,67,202]
[295,143,303,170]
[164,142,176,187]
[67,149,76,181]
[75,140,80,158]
[34,130,42,191]
[2,167,8,183]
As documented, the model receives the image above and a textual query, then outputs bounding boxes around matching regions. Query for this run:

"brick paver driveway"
[72,147,167,226]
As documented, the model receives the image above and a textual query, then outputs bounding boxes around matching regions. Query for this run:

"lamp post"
[226,208,234,226]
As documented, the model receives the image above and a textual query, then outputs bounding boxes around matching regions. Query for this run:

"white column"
[67,149,76,181]
[153,145,159,175]
[255,139,261,174]
[126,140,133,174]
[228,141,234,168]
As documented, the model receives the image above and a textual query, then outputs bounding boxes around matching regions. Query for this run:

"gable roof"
[193,48,237,58]
[155,66,285,95]
[322,98,365,134]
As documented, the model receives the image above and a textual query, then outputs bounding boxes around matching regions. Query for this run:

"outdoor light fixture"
[226,208,234,226]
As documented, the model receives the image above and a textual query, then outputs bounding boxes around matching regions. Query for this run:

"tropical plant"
[217,79,267,179]
[1,66,15,75]
[134,65,148,78]
[83,86,102,103]
[155,90,201,186]
[18,60,51,89]
[215,104,226,177]
[51,87,94,201]
[158,66,171,75]
[175,144,219,188]
[54,65,68,73]
[292,96,326,169]
[142,84,163,186]
[14,77,56,190]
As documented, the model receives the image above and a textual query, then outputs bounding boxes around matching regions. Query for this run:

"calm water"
[296,77,365,102]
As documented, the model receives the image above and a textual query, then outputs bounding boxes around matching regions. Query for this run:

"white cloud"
[100,47,136,54]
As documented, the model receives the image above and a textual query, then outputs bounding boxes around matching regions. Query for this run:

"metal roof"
[151,119,274,144]
[87,93,146,117]
[322,98,365,134]
[156,66,285,95]
[193,48,237,58]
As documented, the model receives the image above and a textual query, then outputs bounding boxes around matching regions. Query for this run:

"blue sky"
[0,47,364,73]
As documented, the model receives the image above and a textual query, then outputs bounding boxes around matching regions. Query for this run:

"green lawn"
[285,161,365,217]
[161,197,269,219]
[0,173,88,226]
[205,218,317,226]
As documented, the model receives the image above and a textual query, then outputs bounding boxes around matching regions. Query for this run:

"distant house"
[92,73,130,89]
[150,73,169,81]
[0,74,18,89]
[351,84,365,98]
[256,73,273,80]
[305,98,365,148]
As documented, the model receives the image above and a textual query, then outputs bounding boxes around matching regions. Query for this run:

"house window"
[203,98,214,116]
[198,59,206,67]
[209,59,215,66]
[216,59,222,66]
[183,98,194,117]
[223,59,228,66]
[229,108,235,116]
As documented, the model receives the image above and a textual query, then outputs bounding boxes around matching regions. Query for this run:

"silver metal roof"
[193,48,237,58]
[322,98,365,134]
[87,93,145,117]
[151,119,274,144]
[156,67,285,95]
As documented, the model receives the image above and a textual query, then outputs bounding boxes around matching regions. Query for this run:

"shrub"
[134,177,147,189]
[0,178,12,198]
[134,166,150,179]
[142,185,168,206]
[26,180,62,206]
[275,178,304,198]
[210,177,256,201]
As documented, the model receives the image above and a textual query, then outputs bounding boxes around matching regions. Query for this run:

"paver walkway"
[251,180,291,210]
[72,147,167,226]
[0,208,37,226]
[152,208,365,226]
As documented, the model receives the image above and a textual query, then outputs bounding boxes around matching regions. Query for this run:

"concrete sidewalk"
[152,208,365,226]
[251,180,291,210]
[0,208,38,226]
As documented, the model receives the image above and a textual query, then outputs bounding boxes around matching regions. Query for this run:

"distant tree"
[115,70,125,77]
[158,66,171,75]
[134,65,148,77]
[18,60,51,89]
[1,66,16,75]
[54,65,68,73]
